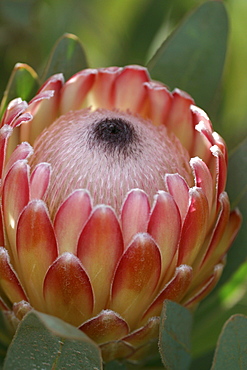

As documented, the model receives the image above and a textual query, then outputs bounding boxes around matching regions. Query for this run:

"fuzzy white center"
[30,108,193,215]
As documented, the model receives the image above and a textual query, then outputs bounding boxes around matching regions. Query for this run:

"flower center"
[30,108,193,215]
[88,117,139,158]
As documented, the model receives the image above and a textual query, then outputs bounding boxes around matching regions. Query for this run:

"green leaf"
[42,33,89,83]
[147,1,228,112]
[190,349,215,370]
[211,314,247,369]
[0,311,17,369]
[217,137,247,286]
[111,0,171,66]
[3,310,102,370]
[227,137,247,208]
[159,300,193,370]
[104,360,127,370]
[0,63,38,118]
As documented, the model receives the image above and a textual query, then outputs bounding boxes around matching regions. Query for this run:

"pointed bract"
[60,69,96,114]
[77,206,123,314]
[121,189,150,247]
[80,309,129,344]
[54,189,92,255]
[30,162,51,200]
[43,253,94,326]
[110,233,161,329]
[113,65,149,112]
[178,187,209,266]
[148,191,181,278]
[16,200,58,308]
[141,265,193,323]
[2,160,30,258]
[0,247,27,306]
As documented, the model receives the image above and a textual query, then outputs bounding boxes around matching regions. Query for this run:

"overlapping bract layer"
[0,65,241,361]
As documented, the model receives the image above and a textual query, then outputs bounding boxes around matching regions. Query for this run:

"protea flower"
[0,65,241,362]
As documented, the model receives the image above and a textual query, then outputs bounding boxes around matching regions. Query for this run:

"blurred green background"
[0,0,246,369]
[0,0,247,147]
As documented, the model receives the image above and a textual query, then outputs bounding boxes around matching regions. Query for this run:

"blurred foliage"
[0,0,246,147]
[0,0,247,368]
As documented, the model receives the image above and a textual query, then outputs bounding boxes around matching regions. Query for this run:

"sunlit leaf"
[211,314,247,369]
[3,310,102,369]
[42,33,89,82]
[159,300,193,370]
[0,63,38,118]
[147,1,228,112]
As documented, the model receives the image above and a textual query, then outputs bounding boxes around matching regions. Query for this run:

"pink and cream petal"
[192,122,214,164]
[199,192,230,270]
[166,89,194,152]
[0,207,4,247]
[148,191,181,278]
[10,112,32,130]
[144,82,172,126]
[165,173,189,222]
[184,264,224,309]
[113,65,149,113]
[190,105,212,131]
[16,200,58,308]
[43,253,94,326]
[190,157,213,212]
[178,187,209,266]
[141,265,193,324]
[0,247,27,306]
[1,98,28,127]
[210,145,227,200]
[123,316,160,347]
[80,309,129,344]
[3,141,33,180]
[23,74,64,144]
[121,189,150,247]
[30,162,51,200]
[60,69,96,114]
[54,189,92,254]
[2,160,30,259]
[109,233,161,329]
[91,67,122,109]
[200,207,242,275]
[77,205,123,314]
[0,125,13,177]
[212,132,227,159]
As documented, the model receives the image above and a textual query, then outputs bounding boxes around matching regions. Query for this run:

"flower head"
[0,65,241,362]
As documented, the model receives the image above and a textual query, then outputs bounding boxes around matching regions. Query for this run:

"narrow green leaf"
[147,1,228,111]
[42,33,89,83]
[3,310,102,370]
[159,300,193,370]
[0,63,38,118]
[211,314,247,369]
